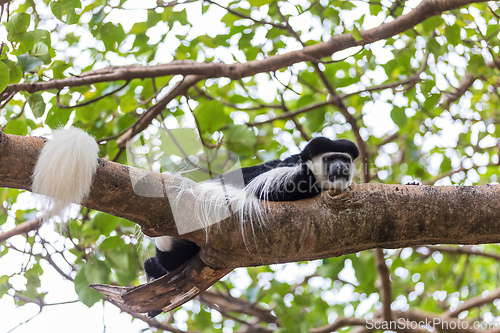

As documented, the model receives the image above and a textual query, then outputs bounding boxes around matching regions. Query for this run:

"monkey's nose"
[328,162,349,181]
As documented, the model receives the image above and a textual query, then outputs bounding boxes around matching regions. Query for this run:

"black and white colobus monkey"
[143,136,359,280]
[32,128,359,283]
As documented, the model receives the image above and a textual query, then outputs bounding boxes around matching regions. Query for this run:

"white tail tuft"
[32,127,99,217]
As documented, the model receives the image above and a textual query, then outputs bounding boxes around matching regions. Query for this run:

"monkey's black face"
[324,154,352,183]
[307,152,354,192]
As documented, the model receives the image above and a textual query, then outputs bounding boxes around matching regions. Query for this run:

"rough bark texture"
[2,131,500,269]
[3,131,500,313]
[91,256,232,313]
[0,131,176,237]
[2,0,490,96]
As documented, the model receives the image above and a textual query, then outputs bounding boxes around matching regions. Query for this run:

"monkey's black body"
[143,240,200,280]
[231,155,321,201]
[29,126,359,317]
[143,137,359,314]
[221,138,359,201]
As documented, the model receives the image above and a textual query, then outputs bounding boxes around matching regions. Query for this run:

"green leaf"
[352,24,363,42]
[85,259,110,284]
[424,93,441,110]
[352,253,376,291]
[8,65,22,84]
[440,156,452,172]
[6,13,30,39]
[12,32,35,55]
[99,235,124,251]
[3,119,28,135]
[0,62,9,94]
[91,7,105,25]
[248,0,272,6]
[468,54,486,73]
[99,22,126,51]
[105,250,130,272]
[27,93,46,118]
[369,3,382,16]
[318,257,346,278]
[0,276,9,298]
[194,100,231,133]
[32,29,51,46]
[390,106,407,128]
[31,42,49,56]
[46,97,71,128]
[176,8,188,25]
[445,24,461,46]
[422,16,443,34]
[50,0,82,25]
[17,54,44,72]
[223,124,257,155]
[74,266,103,307]
[0,213,7,226]
[305,107,327,133]
[91,213,119,235]
[155,128,203,158]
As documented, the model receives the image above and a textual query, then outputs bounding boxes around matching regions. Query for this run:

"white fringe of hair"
[32,127,99,217]
[161,164,302,245]
[306,152,353,192]
[155,236,173,252]
[31,127,306,245]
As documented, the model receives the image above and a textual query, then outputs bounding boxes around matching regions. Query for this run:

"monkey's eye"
[323,155,351,164]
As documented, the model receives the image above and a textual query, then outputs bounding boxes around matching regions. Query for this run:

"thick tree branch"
[3,131,500,269]
[2,0,489,96]
[4,130,500,313]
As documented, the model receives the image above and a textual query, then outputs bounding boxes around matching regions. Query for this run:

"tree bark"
[2,0,490,96]
[1,131,500,269]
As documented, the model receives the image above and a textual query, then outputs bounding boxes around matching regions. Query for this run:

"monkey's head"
[301,137,359,192]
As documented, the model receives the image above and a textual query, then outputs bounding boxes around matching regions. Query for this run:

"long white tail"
[32,127,99,216]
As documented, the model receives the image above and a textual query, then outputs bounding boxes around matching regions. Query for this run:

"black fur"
[300,137,359,162]
[218,154,320,201]
[143,136,359,315]
[144,240,200,280]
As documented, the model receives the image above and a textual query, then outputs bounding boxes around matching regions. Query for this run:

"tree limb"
[116,74,204,147]
[375,248,393,323]
[2,0,490,96]
[0,217,42,242]
[444,287,500,317]
[91,255,232,314]
[2,130,500,267]
[3,130,500,313]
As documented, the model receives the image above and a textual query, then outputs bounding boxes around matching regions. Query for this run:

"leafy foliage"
[1,0,500,332]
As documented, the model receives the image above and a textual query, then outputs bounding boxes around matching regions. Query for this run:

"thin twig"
[56,80,130,109]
